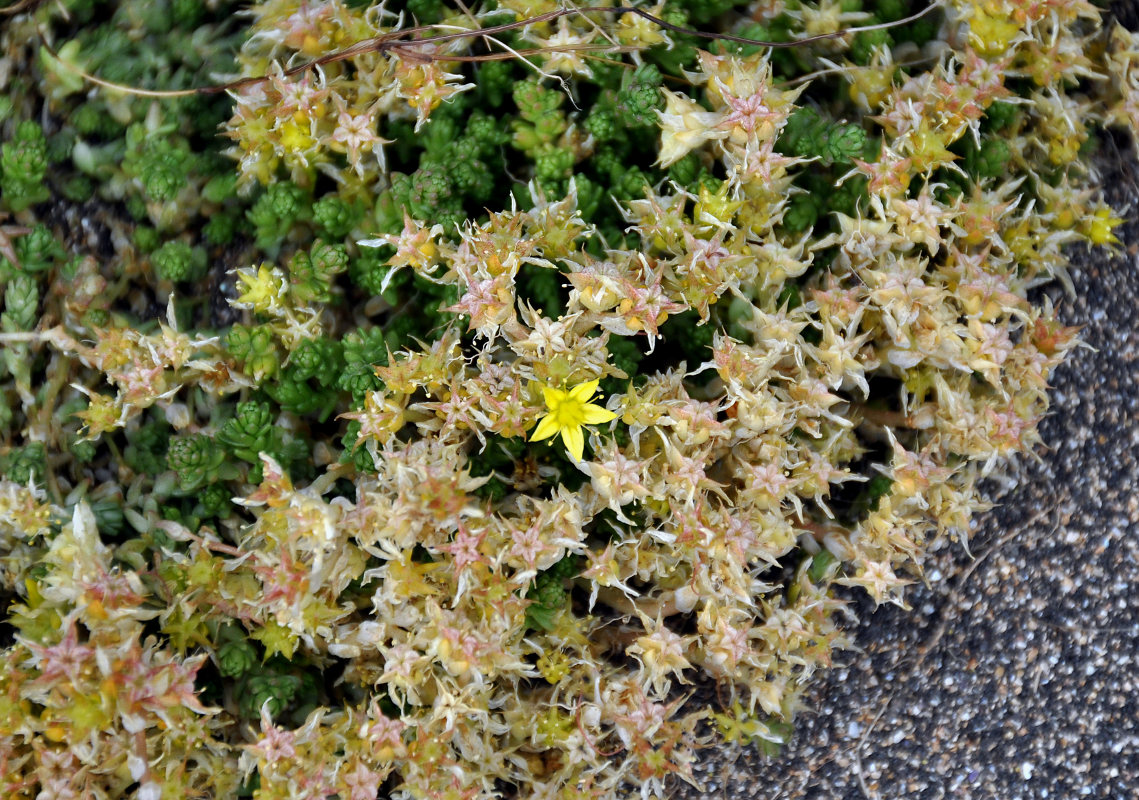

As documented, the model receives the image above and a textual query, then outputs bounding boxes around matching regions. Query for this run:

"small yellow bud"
[969,10,1021,57]
[1086,206,1124,246]
[694,183,744,229]
[848,69,893,111]
[234,264,287,314]
[278,118,315,152]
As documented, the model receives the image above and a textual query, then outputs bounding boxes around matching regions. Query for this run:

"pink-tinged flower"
[330,96,392,176]
[599,267,686,351]
[267,69,329,122]
[24,615,91,685]
[340,759,384,800]
[250,706,298,762]
[628,616,693,696]
[439,522,487,575]
[363,701,407,760]
[358,212,444,306]
[581,442,651,522]
[508,522,548,571]
[447,273,516,339]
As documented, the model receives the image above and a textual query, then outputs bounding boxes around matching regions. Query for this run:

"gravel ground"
[671,86,1139,800]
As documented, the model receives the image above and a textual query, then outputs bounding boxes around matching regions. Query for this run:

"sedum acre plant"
[0,0,1137,797]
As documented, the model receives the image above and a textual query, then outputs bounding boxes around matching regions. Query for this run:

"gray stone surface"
[672,109,1139,800]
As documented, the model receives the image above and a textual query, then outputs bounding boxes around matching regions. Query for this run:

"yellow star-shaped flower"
[234,264,287,315]
[531,380,617,462]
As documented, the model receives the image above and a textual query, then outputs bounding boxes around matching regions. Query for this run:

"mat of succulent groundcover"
[0,1,1137,799]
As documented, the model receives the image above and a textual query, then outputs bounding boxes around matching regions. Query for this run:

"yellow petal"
[542,385,567,409]
[579,404,617,425]
[568,380,600,403]
[561,425,585,462]
[531,414,561,442]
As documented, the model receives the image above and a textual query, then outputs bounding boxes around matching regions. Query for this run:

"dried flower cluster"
[0,0,1135,798]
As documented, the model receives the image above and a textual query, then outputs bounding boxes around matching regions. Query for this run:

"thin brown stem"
[0,0,44,16]
[39,2,944,98]
[856,404,918,429]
